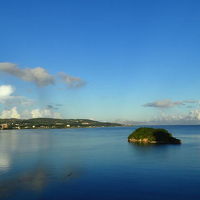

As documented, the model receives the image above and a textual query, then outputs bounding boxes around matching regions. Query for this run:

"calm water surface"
[0,126,200,200]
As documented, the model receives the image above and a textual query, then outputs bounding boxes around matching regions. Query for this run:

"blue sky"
[1,0,200,124]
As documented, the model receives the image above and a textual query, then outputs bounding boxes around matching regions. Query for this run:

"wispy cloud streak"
[59,72,86,88]
[143,99,200,108]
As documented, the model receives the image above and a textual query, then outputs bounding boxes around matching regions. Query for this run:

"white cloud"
[0,85,14,98]
[0,107,21,119]
[31,108,62,118]
[59,72,86,88]
[0,63,54,87]
[0,85,33,106]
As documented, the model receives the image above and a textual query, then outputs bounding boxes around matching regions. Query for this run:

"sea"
[0,126,200,200]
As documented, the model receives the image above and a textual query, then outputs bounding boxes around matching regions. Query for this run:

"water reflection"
[0,130,84,199]
[0,153,10,173]
[128,142,182,162]
[0,164,84,199]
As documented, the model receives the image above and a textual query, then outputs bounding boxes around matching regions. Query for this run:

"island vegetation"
[128,127,181,144]
[0,118,122,130]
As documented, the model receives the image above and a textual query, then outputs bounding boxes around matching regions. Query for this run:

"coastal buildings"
[0,123,8,130]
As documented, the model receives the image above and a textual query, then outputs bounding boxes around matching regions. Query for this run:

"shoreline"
[0,125,129,131]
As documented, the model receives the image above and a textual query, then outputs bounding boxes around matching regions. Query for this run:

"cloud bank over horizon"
[0,106,62,119]
[147,109,200,125]
[0,107,21,119]
[0,84,62,119]
[140,99,200,124]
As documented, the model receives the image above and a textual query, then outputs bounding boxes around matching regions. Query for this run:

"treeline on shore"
[0,118,122,130]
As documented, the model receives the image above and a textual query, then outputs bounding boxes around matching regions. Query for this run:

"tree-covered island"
[128,127,181,144]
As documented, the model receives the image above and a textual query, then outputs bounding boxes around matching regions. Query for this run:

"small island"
[128,127,181,144]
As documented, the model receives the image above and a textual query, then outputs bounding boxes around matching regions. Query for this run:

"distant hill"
[0,118,122,129]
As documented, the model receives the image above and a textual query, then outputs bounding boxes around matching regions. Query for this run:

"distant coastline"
[0,118,123,130]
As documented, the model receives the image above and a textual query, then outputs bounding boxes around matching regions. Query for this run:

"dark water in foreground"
[0,126,200,200]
